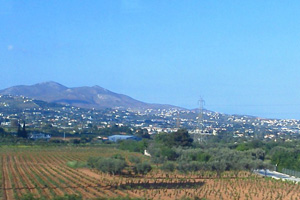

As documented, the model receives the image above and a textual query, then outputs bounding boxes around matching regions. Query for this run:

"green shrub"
[119,140,148,153]
[133,162,152,175]
[160,161,176,172]
[129,155,141,164]
[97,158,127,175]
[87,157,101,168]
[177,161,204,173]
[111,154,125,160]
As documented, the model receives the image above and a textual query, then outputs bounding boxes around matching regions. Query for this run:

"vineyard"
[1,145,300,200]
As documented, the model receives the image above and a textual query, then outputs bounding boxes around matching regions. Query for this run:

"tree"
[22,122,27,138]
[209,160,226,178]
[248,148,265,160]
[256,161,273,176]
[176,161,204,174]
[128,155,141,164]
[242,159,263,174]
[0,127,7,137]
[135,128,150,139]
[171,129,193,147]
[17,122,28,138]
[87,157,100,168]
[111,154,125,160]
[151,155,166,167]
[154,133,172,147]
[17,123,22,137]
[160,147,178,161]
[96,158,127,175]
[160,161,176,172]
[154,129,193,147]
[119,140,149,153]
[133,162,152,175]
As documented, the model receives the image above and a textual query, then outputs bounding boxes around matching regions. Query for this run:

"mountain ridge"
[0,82,182,111]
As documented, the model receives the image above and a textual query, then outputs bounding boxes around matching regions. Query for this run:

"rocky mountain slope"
[0,82,180,111]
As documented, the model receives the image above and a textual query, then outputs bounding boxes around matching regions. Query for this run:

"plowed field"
[1,146,300,200]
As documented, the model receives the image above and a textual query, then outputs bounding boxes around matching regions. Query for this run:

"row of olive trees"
[158,153,271,178]
[147,130,272,177]
[87,154,152,175]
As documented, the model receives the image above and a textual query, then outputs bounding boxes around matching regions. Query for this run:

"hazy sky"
[1,0,300,119]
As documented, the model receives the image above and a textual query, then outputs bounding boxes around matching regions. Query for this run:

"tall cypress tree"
[17,123,22,137]
[17,121,28,138]
[22,121,27,138]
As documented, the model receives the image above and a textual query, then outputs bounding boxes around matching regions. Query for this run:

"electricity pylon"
[194,97,205,143]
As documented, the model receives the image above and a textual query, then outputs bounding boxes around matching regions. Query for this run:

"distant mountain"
[0,82,181,111]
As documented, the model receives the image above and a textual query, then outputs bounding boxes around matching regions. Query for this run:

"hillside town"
[1,95,300,141]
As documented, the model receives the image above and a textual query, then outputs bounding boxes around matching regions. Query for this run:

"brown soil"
[1,148,300,200]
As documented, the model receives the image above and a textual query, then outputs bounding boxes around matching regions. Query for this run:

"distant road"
[254,169,300,183]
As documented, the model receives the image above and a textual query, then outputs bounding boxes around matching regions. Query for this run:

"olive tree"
[96,158,127,175]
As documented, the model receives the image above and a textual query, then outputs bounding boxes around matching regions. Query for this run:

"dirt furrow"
[2,155,14,200]
[28,155,77,196]
[8,155,28,198]
[14,155,48,199]
[18,155,65,197]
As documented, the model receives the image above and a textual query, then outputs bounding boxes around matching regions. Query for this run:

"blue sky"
[1,0,300,119]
